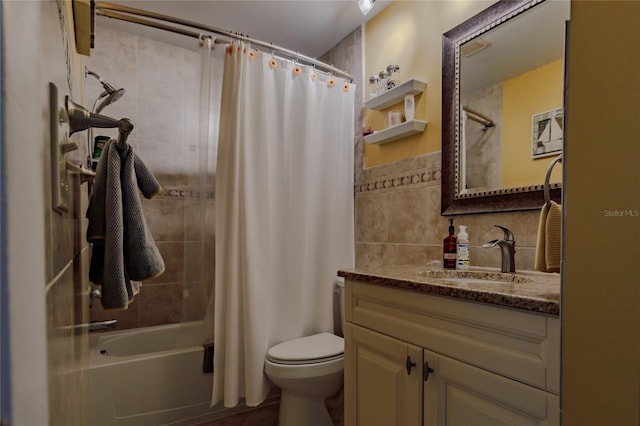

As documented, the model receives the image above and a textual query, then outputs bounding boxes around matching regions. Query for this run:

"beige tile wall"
[86,26,218,330]
[461,83,503,190]
[354,152,541,270]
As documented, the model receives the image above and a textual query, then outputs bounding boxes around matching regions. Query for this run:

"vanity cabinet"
[344,279,560,426]
[423,349,559,426]
[345,324,423,425]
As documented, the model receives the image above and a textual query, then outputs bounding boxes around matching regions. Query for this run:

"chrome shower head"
[85,67,125,113]
[95,88,125,114]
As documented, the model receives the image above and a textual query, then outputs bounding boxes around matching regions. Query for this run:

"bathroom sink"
[418,269,532,286]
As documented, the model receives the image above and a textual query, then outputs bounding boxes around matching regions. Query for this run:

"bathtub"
[89,321,225,426]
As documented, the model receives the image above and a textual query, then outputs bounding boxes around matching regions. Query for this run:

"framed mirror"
[442,0,569,215]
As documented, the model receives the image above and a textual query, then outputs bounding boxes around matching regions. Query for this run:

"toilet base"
[278,392,333,426]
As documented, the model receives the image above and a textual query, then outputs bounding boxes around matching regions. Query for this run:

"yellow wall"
[502,59,563,187]
[363,1,493,167]
[563,1,640,424]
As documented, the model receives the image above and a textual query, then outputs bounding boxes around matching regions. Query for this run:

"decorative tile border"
[355,166,441,195]
[158,186,215,200]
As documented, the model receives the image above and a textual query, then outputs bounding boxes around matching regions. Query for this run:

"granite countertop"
[338,264,561,315]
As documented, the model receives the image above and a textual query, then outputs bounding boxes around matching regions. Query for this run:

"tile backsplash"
[354,152,541,271]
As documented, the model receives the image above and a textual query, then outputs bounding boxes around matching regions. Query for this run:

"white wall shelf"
[365,79,427,110]
[364,120,428,145]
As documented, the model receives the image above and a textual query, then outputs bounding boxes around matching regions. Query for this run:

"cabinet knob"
[406,355,416,375]
[423,362,435,382]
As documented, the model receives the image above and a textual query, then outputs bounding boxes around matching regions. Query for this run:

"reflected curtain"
[212,42,355,407]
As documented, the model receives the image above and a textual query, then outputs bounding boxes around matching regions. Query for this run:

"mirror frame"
[441,0,563,216]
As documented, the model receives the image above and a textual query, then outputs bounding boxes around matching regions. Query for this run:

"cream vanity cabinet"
[344,280,560,426]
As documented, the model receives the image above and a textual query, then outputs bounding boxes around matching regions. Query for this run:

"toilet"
[264,280,345,426]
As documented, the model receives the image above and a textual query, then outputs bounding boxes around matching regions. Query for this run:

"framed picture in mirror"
[532,107,563,158]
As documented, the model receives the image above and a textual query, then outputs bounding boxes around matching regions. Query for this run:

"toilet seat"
[267,332,344,365]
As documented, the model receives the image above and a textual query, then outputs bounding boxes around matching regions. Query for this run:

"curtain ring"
[198,34,215,50]
[198,33,208,45]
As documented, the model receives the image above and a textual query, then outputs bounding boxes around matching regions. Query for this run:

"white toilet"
[264,280,345,426]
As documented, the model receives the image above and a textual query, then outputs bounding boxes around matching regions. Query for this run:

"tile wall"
[86,26,218,329]
[354,152,541,270]
[461,82,503,190]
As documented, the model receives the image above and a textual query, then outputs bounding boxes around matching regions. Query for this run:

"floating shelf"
[364,79,427,110]
[364,120,428,145]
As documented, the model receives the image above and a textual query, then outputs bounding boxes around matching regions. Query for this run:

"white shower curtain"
[212,42,355,407]
[195,36,221,345]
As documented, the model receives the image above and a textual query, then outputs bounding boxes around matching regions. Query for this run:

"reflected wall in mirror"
[442,0,569,215]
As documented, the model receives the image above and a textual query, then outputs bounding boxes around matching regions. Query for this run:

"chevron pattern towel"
[87,140,165,309]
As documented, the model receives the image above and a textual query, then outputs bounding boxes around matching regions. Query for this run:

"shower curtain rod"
[95,2,354,81]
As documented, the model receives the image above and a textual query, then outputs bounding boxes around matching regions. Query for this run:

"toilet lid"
[267,332,344,364]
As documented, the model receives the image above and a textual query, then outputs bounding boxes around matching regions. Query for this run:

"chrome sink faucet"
[482,225,516,273]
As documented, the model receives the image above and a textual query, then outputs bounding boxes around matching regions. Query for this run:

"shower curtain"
[197,37,221,344]
[211,42,355,407]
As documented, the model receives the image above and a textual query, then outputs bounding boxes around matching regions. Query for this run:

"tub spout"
[89,319,117,333]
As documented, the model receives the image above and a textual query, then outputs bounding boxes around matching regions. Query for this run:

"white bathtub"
[89,321,223,426]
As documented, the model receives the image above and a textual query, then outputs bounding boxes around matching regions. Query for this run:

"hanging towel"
[87,140,165,309]
[534,203,549,272]
[545,201,562,272]
[535,201,562,273]
[120,143,165,281]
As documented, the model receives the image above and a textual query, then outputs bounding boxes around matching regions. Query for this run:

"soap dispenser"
[443,219,457,269]
[456,225,470,270]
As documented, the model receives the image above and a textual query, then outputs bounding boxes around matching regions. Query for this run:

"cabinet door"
[345,323,423,426]
[423,349,559,426]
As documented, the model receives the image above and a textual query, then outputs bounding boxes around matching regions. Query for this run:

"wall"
[85,25,218,330]
[502,59,563,187]
[3,0,89,424]
[461,82,503,190]
[562,0,640,423]
[363,1,493,167]
[357,1,541,271]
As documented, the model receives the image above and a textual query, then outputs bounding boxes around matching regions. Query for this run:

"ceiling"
[96,0,391,58]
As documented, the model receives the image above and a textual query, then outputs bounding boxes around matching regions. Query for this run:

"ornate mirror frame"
[441,0,563,215]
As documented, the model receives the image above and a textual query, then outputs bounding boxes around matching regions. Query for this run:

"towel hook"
[545,154,563,208]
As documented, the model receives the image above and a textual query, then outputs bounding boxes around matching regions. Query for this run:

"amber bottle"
[443,219,457,269]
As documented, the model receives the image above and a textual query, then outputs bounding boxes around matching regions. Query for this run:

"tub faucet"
[89,319,117,333]
[482,225,516,273]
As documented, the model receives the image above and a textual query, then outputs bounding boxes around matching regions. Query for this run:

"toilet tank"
[334,278,345,337]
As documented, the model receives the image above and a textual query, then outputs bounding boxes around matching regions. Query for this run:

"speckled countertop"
[338,264,560,315]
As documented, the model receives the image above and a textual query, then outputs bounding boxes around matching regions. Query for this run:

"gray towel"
[120,144,165,281]
[87,140,165,309]
[134,155,162,199]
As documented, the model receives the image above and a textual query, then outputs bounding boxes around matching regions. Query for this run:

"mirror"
[442,0,569,215]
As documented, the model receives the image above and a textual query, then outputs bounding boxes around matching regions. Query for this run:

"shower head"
[85,67,125,113]
[95,88,126,114]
